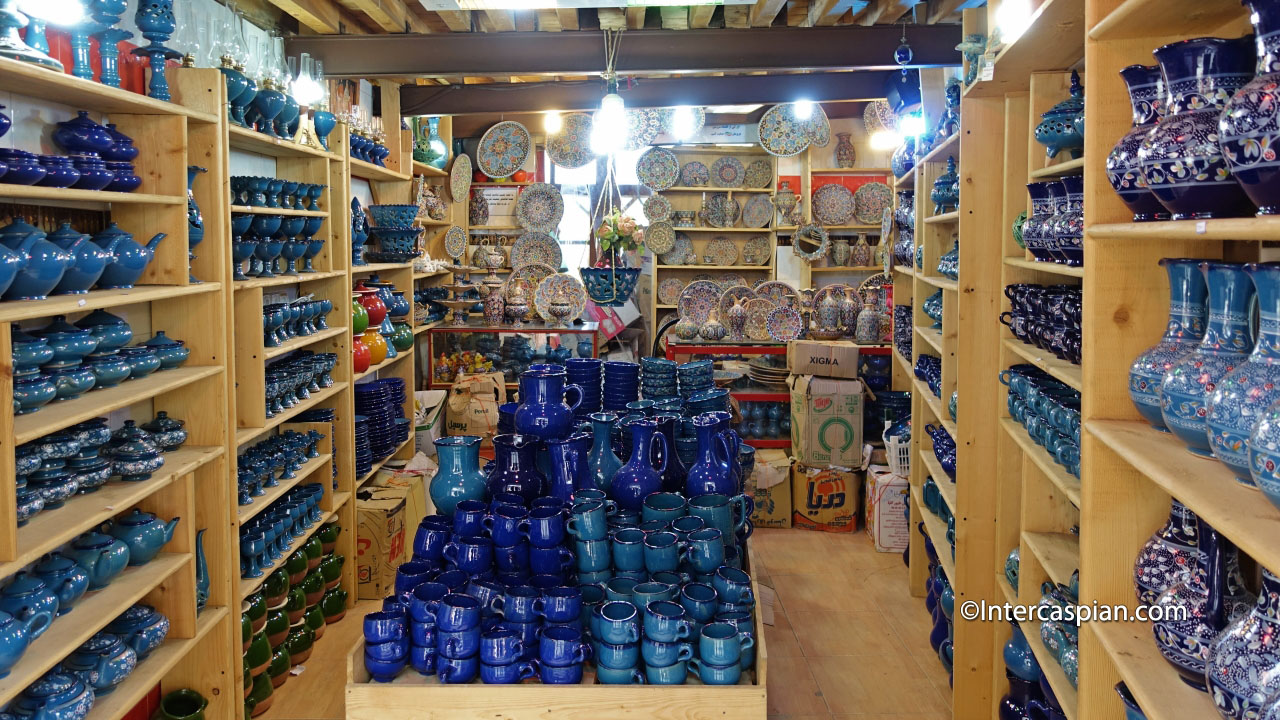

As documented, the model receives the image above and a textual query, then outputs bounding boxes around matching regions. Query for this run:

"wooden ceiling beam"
[536,8,561,30]
[557,8,580,29]
[481,9,516,31]
[861,0,919,24]
[785,0,809,24]
[434,9,472,30]
[688,5,715,28]
[514,10,535,30]
[266,0,343,34]
[659,6,690,28]
[342,0,429,32]
[806,0,866,26]
[723,4,749,26]
[925,0,963,22]
[749,0,787,26]
[626,6,647,28]
[598,7,627,29]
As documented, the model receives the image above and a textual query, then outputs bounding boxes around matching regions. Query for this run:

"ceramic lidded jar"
[1221,0,1280,215]
[1108,65,1170,221]
[930,156,959,214]
[1139,36,1258,219]
[1034,70,1085,160]
[1129,258,1208,432]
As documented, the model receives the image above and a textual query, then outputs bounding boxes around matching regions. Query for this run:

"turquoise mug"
[688,494,752,546]
[642,531,682,574]
[595,639,640,669]
[686,528,725,574]
[688,657,741,684]
[644,660,688,685]
[574,539,610,572]
[631,581,676,610]
[578,569,613,584]
[596,665,646,684]
[679,582,718,623]
[651,570,690,587]
[567,500,614,542]
[610,528,646,572]
[591,601,640,645]
[643,600,692,643]
[699,621,754,666]
[641,493,687,524]
[641,637,693,666]
[712,567,754,606]
[604,577,639,609]
[669,515,705,542]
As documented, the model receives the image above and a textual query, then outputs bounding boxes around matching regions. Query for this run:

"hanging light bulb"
[670,105,697,141]
[293,53,324,106]
[544,110,562,134]
[591,76,627,155]
[793,99,814,120]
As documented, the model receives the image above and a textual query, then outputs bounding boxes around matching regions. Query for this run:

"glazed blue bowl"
[363,654,406,683]
[367,205,418,227]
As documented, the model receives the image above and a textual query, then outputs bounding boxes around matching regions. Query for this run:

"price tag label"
[1196,221,1207,234]
[980,61,994,82]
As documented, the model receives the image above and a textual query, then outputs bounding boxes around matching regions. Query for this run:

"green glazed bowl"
[263,569,289,606]
[245,593,267,632]
[320,587,348,623]
[285,552,308,583]
[265,608,290,648]
[285,587,307,623]
[303,537,323,570]
[267,647,291,688]
[318,521,341,553]
[245,632,271,676]
[248,672,274,716]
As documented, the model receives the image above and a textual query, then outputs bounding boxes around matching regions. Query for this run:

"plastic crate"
[884,427,911,478]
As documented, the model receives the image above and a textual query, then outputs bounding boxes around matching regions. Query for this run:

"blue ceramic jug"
[587,412,623,492]
[487,433,547,503]
[652,413,687,494]
[47,222,110,295]
[685,414,735,498]
[545,431,590,502]
[514,369,583,442]
[429,436,488,517]
[610,417,667,512]
[195,529,209,611]
[1003,621,1041,682]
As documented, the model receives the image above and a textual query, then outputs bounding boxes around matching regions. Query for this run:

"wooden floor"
[261,528,952,720]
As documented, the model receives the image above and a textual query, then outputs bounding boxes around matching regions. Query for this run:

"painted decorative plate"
[680,161,710,187]
[705,193,740,228]
[515,183,564,233]
[753,280,801,310]
[740,194,773,229]
[534,273,587,323]
[766,306,804,341]
[880,206,893,241]
[661,232,695,266]
[744,298,774,340]
[644,195,673,223]
[710,156,745,188]
[443,225,468,260]
[510,232,562,269]
[546,113,593,169]
[757,103,811,157]
[718,273,749,290]
[813,183,855,225]
[646,221,677,255]
[692,273,715,283]
[624,109,664,151]
[742,235,771,266]
[744,159,772,189]
[637,147,680,191]
[658,277,686,305]
[806,104,832,147]
[718,285,756,322]
[863,100,896,135]
[477,121,532,179]
[505,262,557,300]
[449,154,472,204]
[854,181,893,225]
[704,236,739,266]
[677,280,723,325]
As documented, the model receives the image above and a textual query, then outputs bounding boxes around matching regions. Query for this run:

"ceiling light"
[544,110,562,134]
[870,130,902,151]
[793,100,814,120]
[996,0,1032,45]
[670,106,697,141]
[899,113,925,137]
[706,104,761,114]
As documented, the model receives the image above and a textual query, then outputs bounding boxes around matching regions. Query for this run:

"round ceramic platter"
[754,280,801,310]
[758,103,811,157]
[742,235,771,265]
[718,273,748,288]
[711,156,745,188]
[880,206,893,241]
[505,262,557,298]
[854,181,893,225]
[443,225,468,259]
[766,306,804,341]
[813,283,861,315]
[546,113,593,169]
[624,109,664,151]
[740,194,773,229]
[510,232,562,268]
[477,121,532,179]
[744,298,774,340]
[717,285,756,322]
[644,195,673,223]
[859,272,891,295]
[680,161,710,187]
[663,106,705,136]
[677,280,723,325]
[743,159,772,189]
[706,194,740,228]
[661,232,695,266]
[864,100,895,134]
[658,277,686,305]
[704,236,738,266]
[647,221,677,255]
[534,273,587,323]
[807,104,832,147]
[637,147,680,191]
[449,154,472,204]
[692,273,714,283]
[813,183,855,225]
[515,183,564,233]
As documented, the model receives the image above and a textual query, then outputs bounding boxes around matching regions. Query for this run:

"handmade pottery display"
[1130,258,1207,432]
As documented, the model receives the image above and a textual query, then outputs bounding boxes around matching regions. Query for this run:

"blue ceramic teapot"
[106,509,179,566]
[0,235,26,298]
[52,111,113,154]
[0,217,73,301]
[0,573,58,630]
[48,223,112,295]
[0,609,53,678]
[105,604,169,659]
[74,310,132,351]
[62,632,136,695]
[91,223,165,289]
[66,532,130,590]
[32,554,90,615]
[10,671,95,720]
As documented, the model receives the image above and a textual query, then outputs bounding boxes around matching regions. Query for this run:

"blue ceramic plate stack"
[353,415,373,478]
[566,359,602,421]
[677,360,713,400]
[602,361,640,412]
[686,388,730,416]
[640,357,678,400]
[355,383,399,460]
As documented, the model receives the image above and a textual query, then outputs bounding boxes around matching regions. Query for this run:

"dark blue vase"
[1152,518,1231,690]
[652,413,686,493]
[1000,670,1043,720]
[487,434,547,504]
[514,370,582,442]
[544,432,590,503]
[1207,566,1280,718]
[1108,64,1169,222]
[187,165,206,283]
[586,412,623,492]
[1222,0,1280,215]
[684,415,735,497]
[610,417,666,512]
[1129,258,1207,432]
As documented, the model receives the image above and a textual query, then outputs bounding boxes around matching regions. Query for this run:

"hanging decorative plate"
[443,225,468,260]
[806,104,832,147]
[853,181,893,225]
[662,232,695,266]
[644,195,673,223]
[858,272,891,296]
[757,104,811,157]
[624,109,664,151]
[637,147,680,191]
[515,183,564,233]
[692,273,715,283]
[477,121,532,179]
[535,273,588,323]
[647,221,677,255]
[754,280,801,310]
[813,183,855,225]
[766,306,804,341]
[744,298,773,340]
[677,280,723,326]
[740,194,773,229]
[880,206,893,241]
[743,159,773,189]
[710,156,745,188]
[718,273,749,290]
[704,236,739,266]
[658,277,686,305]
[718,285,756,322]
[863,100,896,136]
[790,223,830,263]
[449,154,472,204]
[680,161,710,187]
[505,262,557,301]
[510,232,562,269]
[546,113,594,169]
[742,235,771,266]
[662,106,705,136]
[705,193,741,228]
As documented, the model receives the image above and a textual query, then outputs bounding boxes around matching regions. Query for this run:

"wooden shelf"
[893,348,912,378]
[0,283,220,323]
[0,57,218,122]
[1022,531,1079,588]
[924,211,959,225]
[811,167,891,174]
[917,133,959,166]
[412,160,449,178]
[0,185,184,207]
[356,436,415,490]
[264,326,349,360]
[913,378,953,436]
[237,453,333,523]
[964,0,1086,99]
[233,270,345,290]
[655,265,772,270]
[894,167,916,190]
[810,266,882,272]
[239,507,337,598]
[235,382,349,447]
[413,270,452,280]
[673,227,776,233]
[663,186,774,193]
[1089,0,1243,39]
[1001,419,1082,508]
[1003,256,1085,279]
[416,218,451,226]
[1027,622,1078,720]
[1030,158,1085,179]
[1003,338,1083,391]
[1089,621,1218,720]
[15,366,222,445]
[413,320,444,335]
[230,205,328,217]
[920,449,956,515]
[228,125,338,160]
[916,490,955,585]
[333,491,352,511]
[919,275,959,292]
[472,181,534,187]
[914,325,944,354]
[1088,216,1280,242]
[893,265,917,278]
[0,553,189,708]
[354,346,413,382]
[350,158,411,182]
[353,262,415,273]
[997,572,1017,605]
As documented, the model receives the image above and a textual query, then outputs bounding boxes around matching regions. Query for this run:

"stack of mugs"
[602,361,640,412]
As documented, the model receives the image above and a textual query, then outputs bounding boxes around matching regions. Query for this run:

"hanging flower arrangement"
[596,209,646,260]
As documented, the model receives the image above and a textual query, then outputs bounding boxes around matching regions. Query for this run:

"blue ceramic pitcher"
[685,414,735,498]
[487,433,547,503]
[586,412,622,492]
[514,369,583,442]
[429,436,488,517]
[545,431,590,502]
[610,417,667,512]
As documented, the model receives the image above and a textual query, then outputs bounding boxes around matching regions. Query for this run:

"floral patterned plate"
[644,195,673,223]
[661,232,696,266]
[758,103,811,157]
[658,277,686,305]
[647,221,677,255]
[443,225,468,259]
[680,161,710,187]
[638,147,680,191]
[753,280,801,310]
[718,273,749,290]
[853,181,893,225]
[477,121,532,179]
[516,183,564,233]
[813,183,855,225]
[711,156,745,188]
[718,285,756,322]
[806,104,832,147]
[766,306,804,341]
[744,298,774,340]
[677,279,723,325]
[664,106,705,136]
[704,236,739,265]
[505,262,557,300]
[450,153,472,204]
[546,113,593,169]
[742,235,771,265]
[510,232,562,269]
[692,273,715,283]
[740,194,773,229]
[705,193,740,228]
[534,273,587,323]
[744,159,772,189]
[624,109,664,151]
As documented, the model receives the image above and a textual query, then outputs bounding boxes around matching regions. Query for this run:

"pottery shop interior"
[2,0,1279,717]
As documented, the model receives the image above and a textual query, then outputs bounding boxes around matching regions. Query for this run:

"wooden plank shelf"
[1003,338,1083,391]
[662,186,774,193]
[916,491,956,585]
[1030,158,1085,179]
[354,347,413,382]
[1001,419,1082,507]
[350,158,411,182]
[1003,256,1085,279]
[893,265,917,278]
[918,133,959,166]
[237,453,334,523]
[0,186,184,207]
[670,227,776,233]
[0,57,218,122]
[811,167,892,174]
[353,262,415,273]
[230,205,328,217]
[0,283,220,324]
[416,218,451,226]
[15,366,222,445]
[919,275,959,292]
[894,167,916,189]
[810,266,883,272]
[411,161,448,178]
[228,125,337,159]
[413,320,444,335]
[913,378,953,436]
[355,436,415,491]
[264,326,349,360]
[963,0,1086,99]
[1089,0,1243,39]
[915,325,944,354]
[239,507,338,598]
[924,211,959,225]
[1022,531,1080,588]
[233,270,345,290]
[235,382,349,447]
[893,349,912,378]
[333,491,352,511]
[997,572,1017,605]
[1089,621,1218,720]
[1027,623,1078,720]
[920,448,957,514]
[655,265,773,270]
[413,270,451,280]
[1088,216,1280,241]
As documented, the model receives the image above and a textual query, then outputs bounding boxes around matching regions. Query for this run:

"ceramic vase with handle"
[1129,258,1208,432]
[429,436,488,517]
[587,412,623,492]
[487,433,547,503]
[1220,0,1280,216]
[610,418,666,512]
[1207,566,1280,719]
[1107,64,1170,221]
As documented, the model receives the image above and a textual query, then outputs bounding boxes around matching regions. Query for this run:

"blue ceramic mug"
[686,528,725,573]
[437,626,481,659]
[538,625,590,667]
[642,531,682,574]
[409,582,449,624]
[595,639,640,669]
[492,586,544,623]
[493,542,531,574]
[409,644,436,675]
[574,539,611,572]
[712,567,754,605]
[669,515,705,541]
[531,496,566,511]
[631,581,676,610]
[498,619,539,660]
[644,660,688,685]
[577,569,613,585]
[641,492,687,524]
[394,561,436,599]
[465,579,504,615]
[451,500,490,538]
[571,488,613,505]
[434,569,469,592]
[410,622,435,648]
[527,506,566,548]
[436,594,482,632]
[437,654,479,683]
[591,601,640,645]
[688,657,741,685]
[679,582,719,623]
[610,528,646,571]
[485,505,531,547]
[443,536,494,575]
[479,628,524,665]
[643,600,692,643]
[641,637,693,667]
[412,516,451,562]
[538,586,582,623]
[651,570,690,587]
[537,659,583,684]
[363,611,406,643]
[365,636,409,662]
[528,545,573,576]
[479,660,535,684]
[490,492,526,511]
[567,500,613,541]
[699,621,754,666]
[595,665,646,684]
[605,577,639,608]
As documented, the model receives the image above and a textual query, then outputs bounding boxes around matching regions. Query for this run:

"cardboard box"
[865,466,910,552]
[789,375,864,468]
[787,340,861,380]
[791,463,863,533]
[370,463,429,538]
[356,488,408,600]
[414,390,448,455]
[750,450,793,529]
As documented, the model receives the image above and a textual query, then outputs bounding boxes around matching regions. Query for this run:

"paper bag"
[446,371,506,444]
